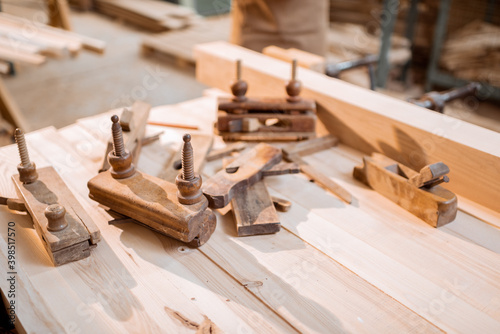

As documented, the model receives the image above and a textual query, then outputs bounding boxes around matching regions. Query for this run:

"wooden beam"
[0,13,105,54]
[195,41,500,213]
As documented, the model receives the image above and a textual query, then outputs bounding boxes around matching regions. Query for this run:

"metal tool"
[408,82,481,113]
[325,54,378,91]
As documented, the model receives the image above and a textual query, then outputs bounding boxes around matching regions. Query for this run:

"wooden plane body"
[354,154,457,227]
[13,166,100,266]
[217,97,316,141]
[88,169,216,247]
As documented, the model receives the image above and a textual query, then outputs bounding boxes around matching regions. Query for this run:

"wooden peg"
[13,167,100,265]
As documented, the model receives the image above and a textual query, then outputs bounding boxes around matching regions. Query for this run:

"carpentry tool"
[160,133,214,183]
[88,116,216,247]
[1,129,101,266]
[282,135,353,204]
[99,101,151,173]
[353,153,457,227]
[166,140,245,183]
[203,143,299,236]
[216,59,317,141]
[325,54,378,91]
[408,82,481,113]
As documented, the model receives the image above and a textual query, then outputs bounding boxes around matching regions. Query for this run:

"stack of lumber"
[0,12,105,66]
[94,0,199,32]
[329,0,500,66]
[327,22,411,65]
[142,14,230,64]
[0,12,105,132]
[441,20,500,87]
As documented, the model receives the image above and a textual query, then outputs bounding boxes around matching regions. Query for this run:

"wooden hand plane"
[216,59,317,141]
[1,129,101,266]
[353,153,457,227]
[88,116,216,247]
[203,143,299,236]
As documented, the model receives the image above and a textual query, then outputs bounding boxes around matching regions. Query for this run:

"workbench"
[1,54,500,333]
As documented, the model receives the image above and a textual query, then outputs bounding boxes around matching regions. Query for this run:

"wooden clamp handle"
[202,143,282,208]
[409,162,450,188]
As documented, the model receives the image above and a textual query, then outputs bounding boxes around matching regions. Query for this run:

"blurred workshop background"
[0,0,499,145]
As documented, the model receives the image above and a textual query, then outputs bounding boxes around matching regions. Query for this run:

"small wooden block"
[159,133,213,183]
[231,180,280,237]
[202,143,282,208]
[119,108,134,132]
[353,154,457,227]
[12,166,100,266]
[100,101,151,172]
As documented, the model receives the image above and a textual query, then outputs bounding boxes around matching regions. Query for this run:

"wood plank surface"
[1,96,499,333]
[194,41,500,214]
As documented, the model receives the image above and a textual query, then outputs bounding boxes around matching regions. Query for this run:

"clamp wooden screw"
[176,134,203,205]
[109,115,135,179]
[14,128,38,184]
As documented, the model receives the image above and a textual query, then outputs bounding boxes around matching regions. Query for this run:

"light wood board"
[0,97,499,332]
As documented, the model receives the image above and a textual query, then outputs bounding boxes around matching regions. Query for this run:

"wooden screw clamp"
[353,153,457,227]
[216,59,317,141]
[203,143,299,236]
[88,116,216,247]
[2,129,101,266]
